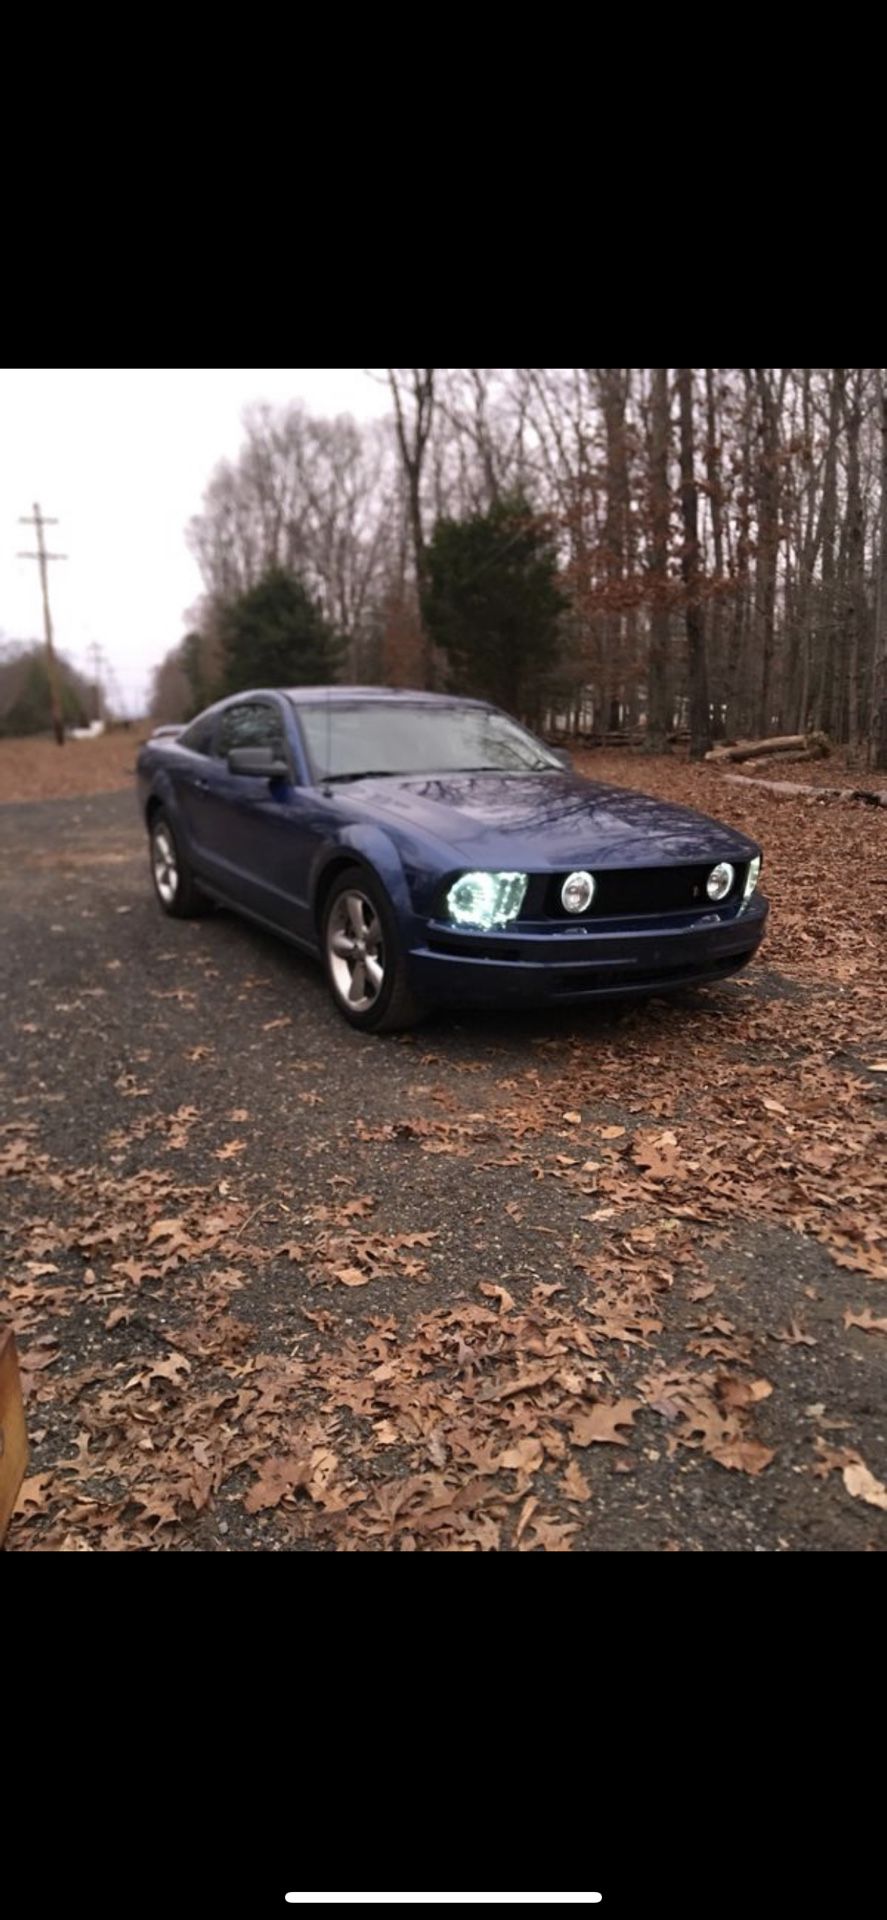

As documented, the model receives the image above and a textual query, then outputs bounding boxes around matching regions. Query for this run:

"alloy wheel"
[152,824,179,905]
[327,888,385,1012]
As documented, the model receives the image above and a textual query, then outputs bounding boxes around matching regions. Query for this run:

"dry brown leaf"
[514,1494,539,1542]
[479,1280,516,1313]
[716,1376,774,1409]
[146,1217,191,1249]
[812,1438,860,1478]
[244,1454,312,1512]
[214,1139,247,1161]
[771,1319,816,1347]
[562,1459,592,1502]
[14,1472,55,1512]
[568,1398,641,1447]
[842,1462,887,1511]
[844,1308,887,1336]
[147,1352,192,1385]
[710,1438,775,1475]
[520,1516,578,1551]
[495,1437,544,1476]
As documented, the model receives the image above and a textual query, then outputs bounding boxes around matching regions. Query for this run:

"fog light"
[706,861,735,902]
[446,871,528,929]
[561,870,596,914]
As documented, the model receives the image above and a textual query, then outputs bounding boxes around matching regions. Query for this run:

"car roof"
[284,686,489,706]
[186,688,494,727]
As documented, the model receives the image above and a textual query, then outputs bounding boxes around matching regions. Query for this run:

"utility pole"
[18,503,66,745]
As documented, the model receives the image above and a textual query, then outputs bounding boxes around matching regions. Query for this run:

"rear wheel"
[321,866,423,1032]
[149,809,207,918]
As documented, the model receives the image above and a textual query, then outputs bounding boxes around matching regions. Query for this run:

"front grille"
[535,863,744,920]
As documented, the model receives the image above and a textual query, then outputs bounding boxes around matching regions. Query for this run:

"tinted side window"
[217,703,286,758]
[179,715,217,756]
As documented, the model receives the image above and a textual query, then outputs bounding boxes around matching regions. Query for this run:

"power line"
[17,503,67,745]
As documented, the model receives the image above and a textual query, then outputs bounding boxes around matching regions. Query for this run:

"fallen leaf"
[562,1459,592,1501]
[520,1516,578,1551]
[716,1376,774,1409]
[844,1308,887,1337]
[495,1437,544,1475]
[771,1319,816,1347]
[479,1280,516,1313]
[147,1352,192,1385]
[214,1139,247,1161]
[14,1473,54,1512]
[710,1438,776,1475]
[843,1462,887,1511]
[568,1398,641,1447]
[244,1453,311,1512]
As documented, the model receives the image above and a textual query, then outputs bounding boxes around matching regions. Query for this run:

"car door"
[203,698,320,937]
[170,711,223,859]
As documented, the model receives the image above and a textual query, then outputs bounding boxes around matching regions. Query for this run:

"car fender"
[311,824,418,930]
[143,763,186,830]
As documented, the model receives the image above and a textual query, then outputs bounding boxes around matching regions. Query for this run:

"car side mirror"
[227,746,290,780]
[550,746,572,770]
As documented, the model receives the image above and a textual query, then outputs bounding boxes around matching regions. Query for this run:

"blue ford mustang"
[136,687,767,1031]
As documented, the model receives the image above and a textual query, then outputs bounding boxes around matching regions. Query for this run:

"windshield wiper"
[322,769,399,784]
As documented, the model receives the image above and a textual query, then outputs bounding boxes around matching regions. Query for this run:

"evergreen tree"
[424,495,565,720]
[220,570,343,694]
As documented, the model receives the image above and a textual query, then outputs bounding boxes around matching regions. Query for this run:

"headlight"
[561,870,596,914]
[740,855,761,912]
[706,861,735,902]
[446,871,528,929]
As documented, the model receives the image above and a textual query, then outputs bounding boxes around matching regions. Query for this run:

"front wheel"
[321,866,423,1032]
[149,809,208,918]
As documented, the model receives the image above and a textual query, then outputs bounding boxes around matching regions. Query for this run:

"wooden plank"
[0,1327,29,1546]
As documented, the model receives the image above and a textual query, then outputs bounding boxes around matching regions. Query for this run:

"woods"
[149,370,887,769]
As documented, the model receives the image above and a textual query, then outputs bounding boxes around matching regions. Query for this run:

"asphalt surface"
[1,788,885,1551]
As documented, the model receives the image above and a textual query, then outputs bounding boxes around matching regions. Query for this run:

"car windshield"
[295,700,561,781]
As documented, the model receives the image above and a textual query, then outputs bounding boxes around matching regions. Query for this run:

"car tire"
[149,808,208,919]
[321,865,424,1033]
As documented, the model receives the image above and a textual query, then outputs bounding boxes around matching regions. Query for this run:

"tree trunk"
[812,370,844,734]
[647,368,670,745]
[704,370,726,735]
[841,370,864,753]
[677,370,711,757]
[870,370,887,770]
[388,370,436,687]
[754,369,780,736]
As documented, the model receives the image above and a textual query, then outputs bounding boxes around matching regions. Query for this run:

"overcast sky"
[0,369,389,715]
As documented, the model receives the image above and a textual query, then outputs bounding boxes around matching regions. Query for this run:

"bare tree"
[871,370,887,770]
[677,370,711,757]
[646,369,671,746]
[387,369,436,684]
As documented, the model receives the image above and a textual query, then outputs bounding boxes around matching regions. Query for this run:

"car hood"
[351,770,759,868]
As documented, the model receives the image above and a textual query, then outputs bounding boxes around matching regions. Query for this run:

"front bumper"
[407,895,768,1007]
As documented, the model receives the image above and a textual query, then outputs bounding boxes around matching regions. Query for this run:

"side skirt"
[198,885,321,963]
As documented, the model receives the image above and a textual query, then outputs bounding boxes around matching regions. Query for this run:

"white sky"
[0,369,389,716]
